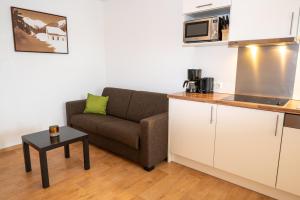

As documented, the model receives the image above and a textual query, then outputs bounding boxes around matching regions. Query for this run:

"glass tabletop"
[22,126,87,149]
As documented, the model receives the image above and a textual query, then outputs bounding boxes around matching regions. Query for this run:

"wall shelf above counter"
[182,40,228,47]
[182,0,300,48]
[182,1,231,48]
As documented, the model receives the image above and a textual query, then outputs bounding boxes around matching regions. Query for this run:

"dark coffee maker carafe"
[183,81,197,93]
[183,69,202,93]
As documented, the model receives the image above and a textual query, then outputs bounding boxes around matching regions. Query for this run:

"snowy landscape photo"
[11,7,68,54]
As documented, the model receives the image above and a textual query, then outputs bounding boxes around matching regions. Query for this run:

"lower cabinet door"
[169,99,216,166]
[277,127,300,196]
[214,105,284,187]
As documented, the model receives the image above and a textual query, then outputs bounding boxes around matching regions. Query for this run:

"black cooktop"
[223,94,289,106]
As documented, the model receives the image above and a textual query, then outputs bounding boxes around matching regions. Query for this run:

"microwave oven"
[183,16,219,43]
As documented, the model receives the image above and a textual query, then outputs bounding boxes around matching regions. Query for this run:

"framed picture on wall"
[11,7,69,54]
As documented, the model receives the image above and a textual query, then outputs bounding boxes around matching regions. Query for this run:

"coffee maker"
[183,69,214,93]
[198,77,214,93]
[183,69,202,93]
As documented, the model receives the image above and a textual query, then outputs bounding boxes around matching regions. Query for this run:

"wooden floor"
[0,143,274,200]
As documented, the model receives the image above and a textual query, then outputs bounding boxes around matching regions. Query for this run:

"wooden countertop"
[168,92,300,115]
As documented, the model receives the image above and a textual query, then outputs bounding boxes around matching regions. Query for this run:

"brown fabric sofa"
[66,87,168,171]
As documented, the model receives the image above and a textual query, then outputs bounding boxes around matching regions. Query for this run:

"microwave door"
[184,19,211,42]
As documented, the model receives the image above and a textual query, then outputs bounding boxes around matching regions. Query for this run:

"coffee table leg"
[83,137,90,170]
[64,144,70,158]
[39,151,49,188]
[22,142,32,172]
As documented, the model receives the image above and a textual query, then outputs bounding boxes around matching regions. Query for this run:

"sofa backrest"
[126,91,168,122]
[102,87,134,119]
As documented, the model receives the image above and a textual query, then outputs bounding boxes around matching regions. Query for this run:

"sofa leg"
[144,166,155,172]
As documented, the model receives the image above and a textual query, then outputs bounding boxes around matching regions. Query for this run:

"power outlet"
[214,82,223,90]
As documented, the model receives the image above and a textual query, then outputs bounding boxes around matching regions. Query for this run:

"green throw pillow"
[84,93,109,115]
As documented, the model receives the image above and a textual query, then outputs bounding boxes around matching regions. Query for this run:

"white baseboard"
[0,143,22,152]
[170,153,300,200]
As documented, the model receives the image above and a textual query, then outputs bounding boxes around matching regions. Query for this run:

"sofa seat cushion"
[71,114,112,134]
[71,114,140,149]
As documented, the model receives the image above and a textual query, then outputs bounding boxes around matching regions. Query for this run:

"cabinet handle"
[196,3,213,9]
[275,115,279,136]
[290,12,295,35]
[296,8,300,38]
[210,106,213,124]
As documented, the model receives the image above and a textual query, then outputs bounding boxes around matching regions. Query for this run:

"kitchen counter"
[168,92,300,115]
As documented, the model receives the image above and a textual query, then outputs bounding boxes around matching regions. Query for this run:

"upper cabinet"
[229,0,300,41]
[298,8,300,41]
[183,0,231,15]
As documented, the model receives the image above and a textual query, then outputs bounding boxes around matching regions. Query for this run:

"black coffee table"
[21,126,90,188]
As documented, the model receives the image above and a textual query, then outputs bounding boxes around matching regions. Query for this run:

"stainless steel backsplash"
[235,44,299,98]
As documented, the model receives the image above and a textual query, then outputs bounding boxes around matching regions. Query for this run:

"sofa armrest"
[139,112,168,168]
[66,100,86,126]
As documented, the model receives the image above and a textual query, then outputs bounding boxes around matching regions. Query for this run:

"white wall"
[0,0,106,148]
[103,0,194,93]
[194,46,238,94]
[103,0,238,94]
[3,0,297,149]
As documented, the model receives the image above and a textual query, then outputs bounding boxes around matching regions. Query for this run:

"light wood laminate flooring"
[0,143,273,200]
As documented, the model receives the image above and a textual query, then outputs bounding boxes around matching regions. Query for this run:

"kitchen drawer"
[183,0,231,14]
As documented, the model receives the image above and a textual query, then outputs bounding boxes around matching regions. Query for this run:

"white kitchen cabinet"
[183,0,231,15]
[214,105,284,187]
[277,127,300,196]
[169,99,217,166]
[298,7,300,41]
[229,0,300,41]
